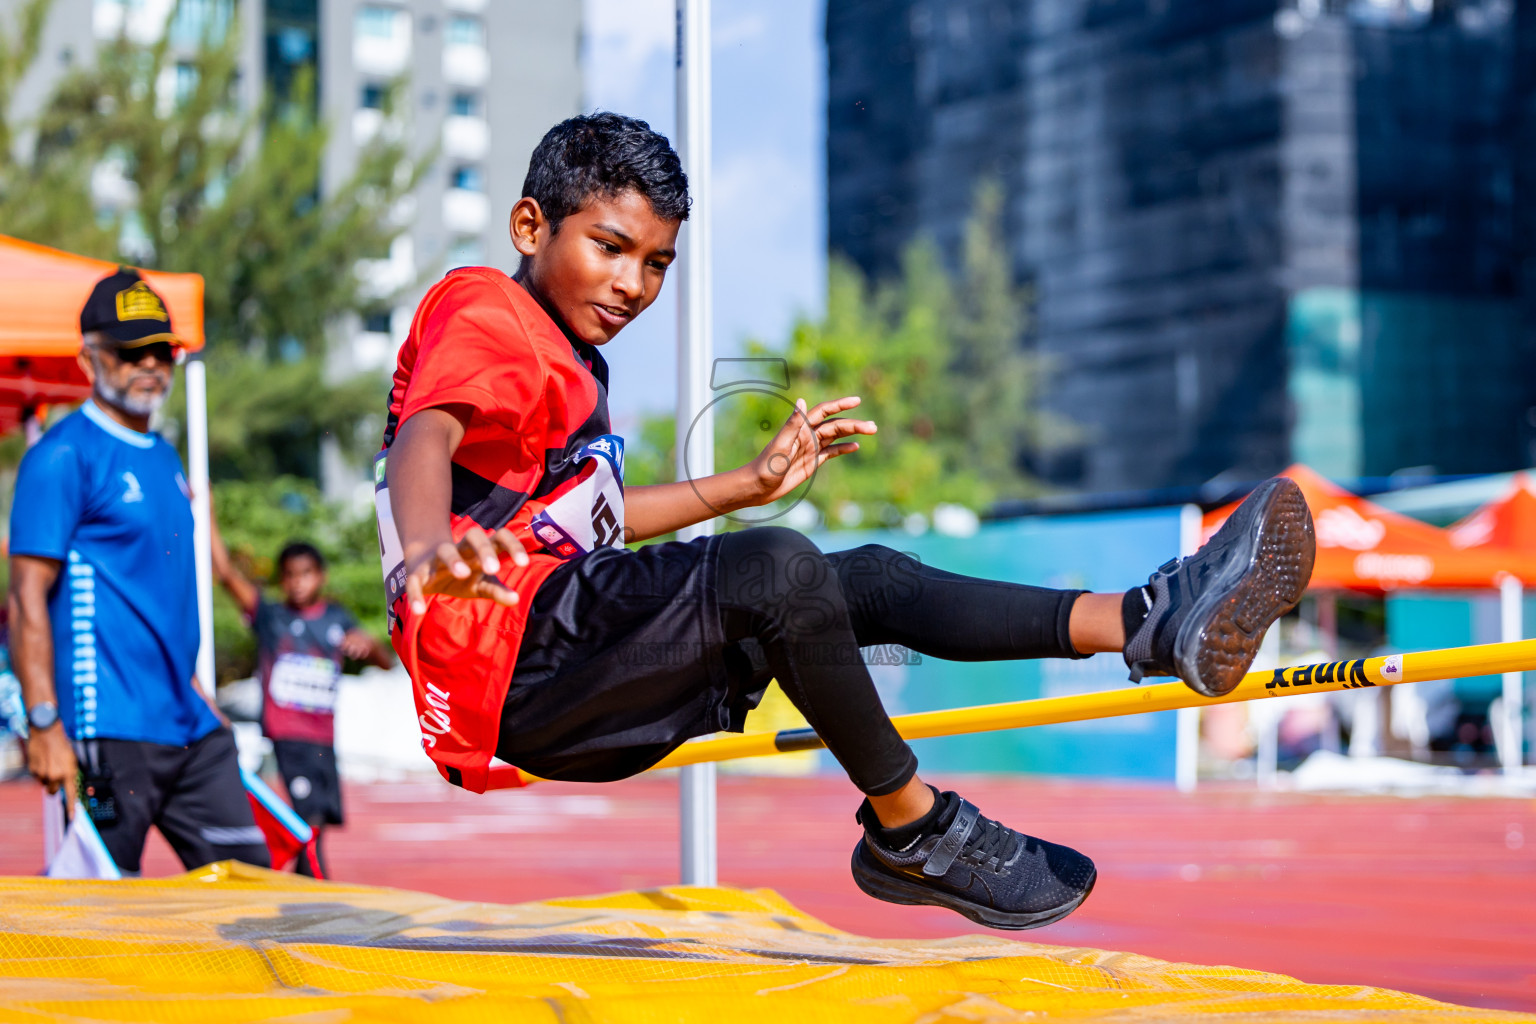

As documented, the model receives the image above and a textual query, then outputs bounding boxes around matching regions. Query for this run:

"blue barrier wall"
[810,506,1183,781]
[1387,592,1535,709]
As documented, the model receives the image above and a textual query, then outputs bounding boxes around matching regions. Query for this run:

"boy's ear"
[510,197,547,258]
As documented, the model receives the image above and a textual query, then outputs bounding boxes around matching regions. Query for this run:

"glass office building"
[827,0,1536,493]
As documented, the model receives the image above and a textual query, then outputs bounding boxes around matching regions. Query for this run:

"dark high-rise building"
[827,0,1536,494]
[1515,0,1536,468]
[828,0,1028,281]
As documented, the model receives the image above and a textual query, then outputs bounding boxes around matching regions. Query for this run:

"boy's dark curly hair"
[277,541,326,573]
[521,112,691,230]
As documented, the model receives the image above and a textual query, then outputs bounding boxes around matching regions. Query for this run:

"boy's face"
[280,555,325,608]
[511,189,680,346]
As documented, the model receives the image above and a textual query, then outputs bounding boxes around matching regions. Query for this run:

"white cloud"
[582,0,675,131]
[583,0,673,91]
[715,149,810,218]
[714,148,821,348]
[581,0,827,421]
[713,11,768,51]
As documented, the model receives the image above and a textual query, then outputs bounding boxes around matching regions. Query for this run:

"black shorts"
[497,535,770,783]
[272,740,344,826]
[75,727,270,875]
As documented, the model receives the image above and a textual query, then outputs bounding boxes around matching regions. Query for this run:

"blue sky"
[581,0,826,431]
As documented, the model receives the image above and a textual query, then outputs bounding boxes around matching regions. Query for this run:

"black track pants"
[74,728,270,875]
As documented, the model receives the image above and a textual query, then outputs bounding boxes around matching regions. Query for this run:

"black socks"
[1121,585,1154,645]
[859,786,956,851]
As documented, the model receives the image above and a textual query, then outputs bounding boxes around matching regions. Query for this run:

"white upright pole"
[676,0,717,888]
[1175,504,1202,793]
[1499,574,1524,773]
[185,354,216,697]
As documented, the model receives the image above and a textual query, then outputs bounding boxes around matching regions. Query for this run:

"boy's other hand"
[747,396,876,506]
[339,630,375,661]
[403,527,530,615]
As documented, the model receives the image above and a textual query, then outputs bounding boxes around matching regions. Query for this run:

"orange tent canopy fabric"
[1448,473,1536,583]
[1203,464,1518,591]
[0,234,204,356]
[0,234,204,433]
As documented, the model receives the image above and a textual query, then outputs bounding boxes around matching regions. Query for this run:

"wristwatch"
[26,701,59,731]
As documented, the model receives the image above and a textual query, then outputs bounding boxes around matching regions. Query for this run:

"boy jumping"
[378,113,1315,929]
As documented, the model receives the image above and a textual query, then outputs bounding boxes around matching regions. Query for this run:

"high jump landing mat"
[0,863,1530,1024]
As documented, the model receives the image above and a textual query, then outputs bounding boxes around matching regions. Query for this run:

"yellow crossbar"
[645,638,1536,772]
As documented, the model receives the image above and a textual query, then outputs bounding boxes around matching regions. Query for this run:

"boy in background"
[212,526,392,877]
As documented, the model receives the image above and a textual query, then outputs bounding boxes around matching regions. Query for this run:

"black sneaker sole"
[1174,476,1316,698]
[850,839,1096,931]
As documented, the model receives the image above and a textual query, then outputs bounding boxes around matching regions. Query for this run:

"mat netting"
[0,862,1528,1023]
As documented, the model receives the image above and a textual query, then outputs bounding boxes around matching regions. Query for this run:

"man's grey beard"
[91,354,172,418]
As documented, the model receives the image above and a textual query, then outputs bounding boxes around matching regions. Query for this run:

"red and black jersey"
[384,267,615,538]
[380,268,623,790]
[250,596,358,746]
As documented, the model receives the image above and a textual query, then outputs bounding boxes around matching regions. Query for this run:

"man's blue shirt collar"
[81,399,156,450]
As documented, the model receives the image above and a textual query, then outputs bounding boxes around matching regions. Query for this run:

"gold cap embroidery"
[115,281,169,322]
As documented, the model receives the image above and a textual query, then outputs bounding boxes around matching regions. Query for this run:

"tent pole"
[1499,574,1524,773]
[185,353,216,697]
[1318,591,1338,660]
[675,0,717,888]
[1253,626,1282,789]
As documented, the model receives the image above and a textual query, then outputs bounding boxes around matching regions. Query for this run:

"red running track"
[2,774,1532,1012]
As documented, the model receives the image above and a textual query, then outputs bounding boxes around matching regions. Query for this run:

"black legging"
[716,528,1084,797]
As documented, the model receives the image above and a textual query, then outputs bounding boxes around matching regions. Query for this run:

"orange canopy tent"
[1202,464,1517,592]
[0,233,216,689]
[1448,474,1536,582]
[0,234,205,435]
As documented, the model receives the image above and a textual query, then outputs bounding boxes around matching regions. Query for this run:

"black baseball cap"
[79,268,182,348]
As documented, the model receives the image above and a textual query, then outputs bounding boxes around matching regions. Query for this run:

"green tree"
[0,0,111,256]
[0,0,419,476]
[2,0,419,359]
[163,350,388,482]
[946,181,1060,493]
[629,184,1061,528]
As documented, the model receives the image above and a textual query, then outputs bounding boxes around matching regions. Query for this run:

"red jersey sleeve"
[397,272,548,441]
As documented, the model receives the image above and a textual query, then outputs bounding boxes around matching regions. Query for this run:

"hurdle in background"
[482,639,1536,789]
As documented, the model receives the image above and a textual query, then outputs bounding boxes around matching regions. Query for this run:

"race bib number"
[529,435,627,561]
[268,652,340,713]
[374,451,408,633]
[372,435,628,628]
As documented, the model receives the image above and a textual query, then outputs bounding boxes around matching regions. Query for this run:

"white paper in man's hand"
[42,792,121,879]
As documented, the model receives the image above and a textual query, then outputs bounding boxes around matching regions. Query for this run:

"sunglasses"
[111,342,179,366]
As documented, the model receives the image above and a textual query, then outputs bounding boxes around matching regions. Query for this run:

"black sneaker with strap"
[1123,475,1316,698]
[851,790,1096,930]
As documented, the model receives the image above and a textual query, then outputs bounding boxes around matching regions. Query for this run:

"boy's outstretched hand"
[403,527,530,615]
[747,396,876,506]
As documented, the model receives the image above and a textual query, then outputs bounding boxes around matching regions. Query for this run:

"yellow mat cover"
[0,864,1527,1023]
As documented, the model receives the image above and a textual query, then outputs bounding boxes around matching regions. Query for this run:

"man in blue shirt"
[7,269,269,874]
